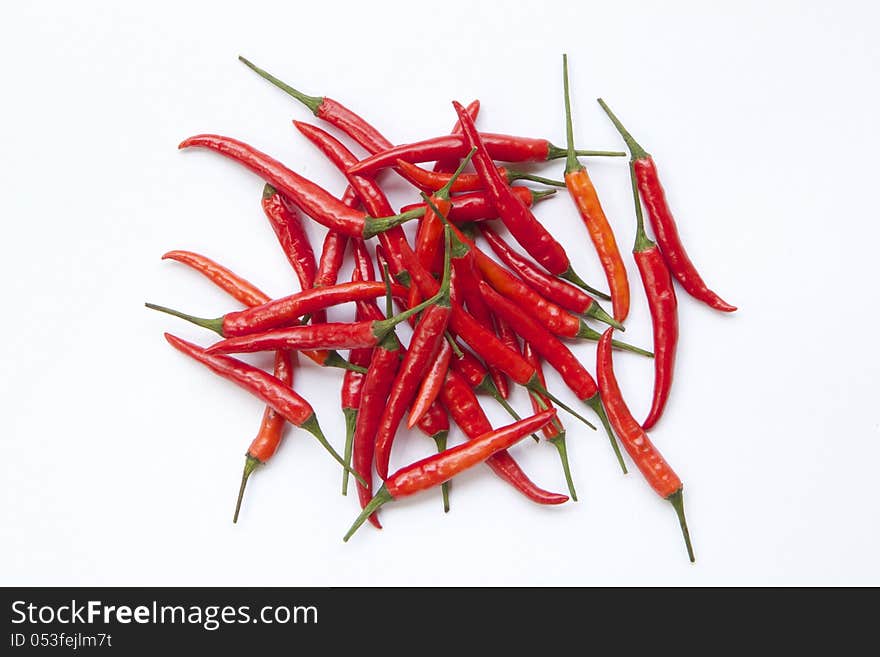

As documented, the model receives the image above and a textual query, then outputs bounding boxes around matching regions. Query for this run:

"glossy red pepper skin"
[433,99,480,173]
[165,333,315,426]
[206,320,382,354]
[293,121,415,285]
[522,343,562,441]
[222,281,403,336]
[596,328,693,561]
[179,135,413,239]
[399,186,546,224]
[348,134,567,176]
[314,230,350,291]
[453,101,571,277]
[634,158,735,312]
[408,340,452,428]
[480,225,606,312]
[386,409,557,498]
[636,245,678,431]
[248,349,296,463]
[479,281,595,400]
[261,184,317,291]
[397,160,535,193]
[440,369,568,505]
[374,302,451,480]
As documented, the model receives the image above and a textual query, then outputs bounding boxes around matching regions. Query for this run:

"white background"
[2,1,878,586]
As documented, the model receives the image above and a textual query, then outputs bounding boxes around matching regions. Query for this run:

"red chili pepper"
[343,409,558,541]
[179,134,421,239]
[412,400,452,512]
[292,121,416,288]
[261,184,317,291]
[478,280,627,473]
[479,223,610,304]
[561,56,630,322]
[597,98,736,313]
[407,340,452,429]
[374,225,454,480]
[159,250,361,372]
[396,159,566,194]
[146,281,404,339]
[399,186,556,224]
[313,224,351,326]
[349,135,624,176]
[433,99,480,173]
[596,329,694,562]
[522,342,576,499]
[626,161,679,430]
[234,348,296,523]
[440,368,568,505]
[240,56,393,154]
[163,333,364,486]
[453,101,595,294]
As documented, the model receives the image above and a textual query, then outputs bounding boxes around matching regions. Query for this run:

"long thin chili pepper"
[479,280,627,473]
[396,159,566,193]
[240,56,393,154]
[561,55,630,322]
[233,348,296,523]
[453,101,596,294]
[433,99,480,173]
[627,161,679,430]
[159,250,361,372]
[479,223,610,304]
[522,342,576,500]
[261,184,317,291]
[407,339,452,428]
[179,135,422,239]
[440,368,568,505]
[349,135,625,176]
[146,281,404,338]
[399,186,556,224]
[597,329,694,561]
[374,225,454,480]
[292,120,416,287]
[597,98,736,313]
[343,409,558,541]
[163,333,365,487]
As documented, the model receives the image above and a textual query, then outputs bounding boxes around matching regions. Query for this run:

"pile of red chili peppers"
[147,54,736,562]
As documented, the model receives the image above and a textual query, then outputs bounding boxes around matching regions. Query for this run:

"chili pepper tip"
[667,488,695,563]
[233,455,261,524]
[343,485,393,542]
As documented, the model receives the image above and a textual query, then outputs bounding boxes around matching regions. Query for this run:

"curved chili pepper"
[343,409,558,541]
[158,250,360,372]
[240,56,393,154]
[453,101,595,294]
[440,368,568,505]
[407,340,452,429]
[433,99,480,173]
[348,135,624,176]
[597,98,736,313]
[178,134,421,239]
[261,184,317,291]
[478,280,626,473]
[292,121,415,287]
[374,226,454,480]
[522,342,576,499]
[561,55,630,322]
[234,348,296,523]
[396,159,566,193]
[479,224,610,304]
[596,329,694,561]
[147,281,404,338]
[627,162,679,430]
[399,186,556,224]
[163,333,364,487]
[313,222,352,326]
